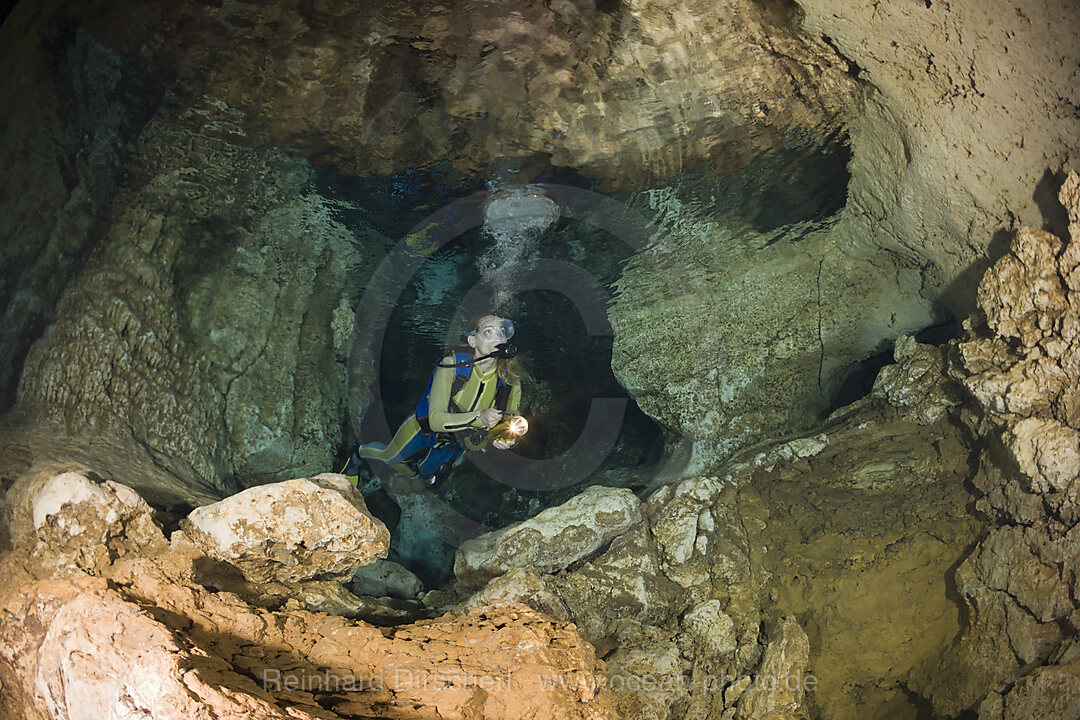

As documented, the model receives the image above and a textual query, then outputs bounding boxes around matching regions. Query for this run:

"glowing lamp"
[488,415,529,445]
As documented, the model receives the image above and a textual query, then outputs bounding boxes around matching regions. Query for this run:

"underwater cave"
[1,0,1079,718]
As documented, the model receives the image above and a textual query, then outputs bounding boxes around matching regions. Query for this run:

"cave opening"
[6,0,1077,716]
[320,168,672,584]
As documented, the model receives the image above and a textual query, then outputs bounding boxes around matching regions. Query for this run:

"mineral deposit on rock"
[454,485,643,587]
[181,473,389,583]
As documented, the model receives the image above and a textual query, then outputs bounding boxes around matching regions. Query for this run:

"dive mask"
[467,317,515,342]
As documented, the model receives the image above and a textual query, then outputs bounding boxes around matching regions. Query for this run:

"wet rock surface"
[0,111,373,507]
[349,557,425,600]
[610,208,938,472]
[797,0,1080,312]
[736,616,811,720]
[181,474,390,584]
[0,470,618,720]
[607,0,1079,472]
[909,171,1080,716]
[0,1,161,412]
[0,0,1078,717]
[454,485,644,588]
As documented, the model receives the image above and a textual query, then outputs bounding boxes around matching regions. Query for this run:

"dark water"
[379,213,664,494]
[327,174,668,583]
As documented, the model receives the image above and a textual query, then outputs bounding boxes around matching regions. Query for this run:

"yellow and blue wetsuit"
[352,353,521,482]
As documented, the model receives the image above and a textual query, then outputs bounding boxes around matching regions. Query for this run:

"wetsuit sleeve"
[427,358,484,433]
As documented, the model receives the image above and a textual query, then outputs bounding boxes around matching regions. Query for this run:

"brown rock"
[454,485,643,588]
[1005,417,1080,495]
[997,656,1080,720]
[553,521,686,649]
[0,516,619,720]
[735,616,811,720]
[970,525,1071,625]
[286,579,423,625]
[602,621,691,720]
[2,578,304,720]
[797,2,1080,313]
[349,557,424,600]
[978,228,1068,349]
[180,474,389,584]
[922,172,1080,714]
[4,469,167,573]
[460,568,571,621]
[873,335,962,424]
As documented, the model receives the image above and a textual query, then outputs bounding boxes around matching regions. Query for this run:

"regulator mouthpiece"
[492,342,518,359]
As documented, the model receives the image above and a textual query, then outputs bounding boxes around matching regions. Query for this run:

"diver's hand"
[492,438,517,450]
[477,408,503,428]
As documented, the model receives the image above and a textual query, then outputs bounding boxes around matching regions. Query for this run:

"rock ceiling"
[88,0,860,189]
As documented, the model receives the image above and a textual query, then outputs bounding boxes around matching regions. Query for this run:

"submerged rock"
[610,210,938,475]
[454,485,643,588]
[0,541,619,720]
[553,521,686,651]
[602,621,690,720]
[0,110,366,512]
[912,171,1080,716]
[681,600,738,661]
[286,579,424,626]
[349,557,424,600]
[982,652,1080,720]
[735,616,811,720]
[0,466,617,719]
[180,473,389,584]
[0,2,1076,718]
[3,578,305,720]
[872,334,963,424]
[460,568,571,621]
[5,468,168,572]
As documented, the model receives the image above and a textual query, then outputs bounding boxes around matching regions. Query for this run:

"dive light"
[489,415,529,444]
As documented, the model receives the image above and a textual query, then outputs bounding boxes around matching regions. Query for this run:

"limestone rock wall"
[796,0,1080,313]
[0,0,161,412]
[609,0,1079,473]
[610,198,937,473]
[907,171,1080,716]
[0,111,372,507]
[609,0,1080,472]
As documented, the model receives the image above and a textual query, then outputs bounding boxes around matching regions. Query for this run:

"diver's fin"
[338,452,361,488]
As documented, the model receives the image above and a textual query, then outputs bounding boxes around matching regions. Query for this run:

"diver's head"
[466,313,515,358]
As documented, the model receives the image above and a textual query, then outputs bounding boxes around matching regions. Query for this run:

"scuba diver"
[340,313,527,487]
